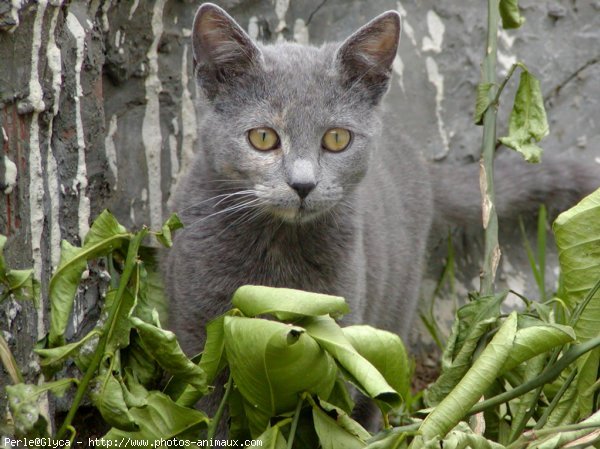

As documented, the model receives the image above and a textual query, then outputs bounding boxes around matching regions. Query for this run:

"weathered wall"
[1,0,599,415]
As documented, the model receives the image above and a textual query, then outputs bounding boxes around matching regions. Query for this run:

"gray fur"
[162,2,598,432]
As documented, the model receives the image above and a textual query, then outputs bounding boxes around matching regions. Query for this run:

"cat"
[162,1,598,433]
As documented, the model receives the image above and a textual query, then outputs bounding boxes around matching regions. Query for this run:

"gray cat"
[162,1,597,430]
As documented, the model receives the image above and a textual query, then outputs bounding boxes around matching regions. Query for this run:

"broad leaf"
[131,312,207,393]
[499,0,525,29]
[35,329,100,366]
[91,364,138,431]
[224,316,337,435]
[6,380,75,435]
[501,321,575,373]
[102,391,209,445]
[554,189,600,417]
[302,316,400,406]
[499,70,548,163]
[312,403,366,449]
[252,422,289,449]
[0,235,40,305]
[318,399,371,441]
[232,285,349,320]
[474,83,494,125]
[48,210,130,346]
[417,312,518,441]
[154,213,183,248]
[342,325,410,401]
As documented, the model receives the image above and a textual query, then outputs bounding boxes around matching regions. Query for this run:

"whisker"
[186,198,262,228]
[178,190,257,214]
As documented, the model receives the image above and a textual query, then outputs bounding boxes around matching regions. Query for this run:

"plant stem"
[469,334,600,415]
[207,374,234,440]
[479,0,501,296]
[55,230,147,440]
[287,395,304,449]
[534,368,577,430]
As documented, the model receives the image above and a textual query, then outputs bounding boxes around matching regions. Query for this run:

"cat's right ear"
[335,11,401,105]
[192,3,263,99]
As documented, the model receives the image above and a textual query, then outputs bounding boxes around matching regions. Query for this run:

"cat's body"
[163,5,434,355]
[162,3,598,431]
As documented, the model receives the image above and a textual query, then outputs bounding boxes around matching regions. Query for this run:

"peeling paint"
[168,117,179,195]
[2,156,17,194]
[248,16,259,40]
[396,2,417,48]
[177,44,197,191]
[104,114,119,189]
[27,0,47,305]
[46,2,63,270]
[425,56,449,159]
[273,0,290,41]
[6,0,26,32]
[66,12,91,243]
[128,0,140,21]
[497,50,517,74]
[392,55,405,92]
[100,0,112,32]
[142,0,167,230]
[293,18,309,44]
[422,10,445,54]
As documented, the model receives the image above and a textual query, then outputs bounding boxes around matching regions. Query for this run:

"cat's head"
[191,3,400,222]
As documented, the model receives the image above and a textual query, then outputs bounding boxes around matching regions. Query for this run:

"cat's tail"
[429,151,600,227]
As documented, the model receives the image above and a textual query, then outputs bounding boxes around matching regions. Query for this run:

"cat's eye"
[322,128,351,152]
[248,127,280,151]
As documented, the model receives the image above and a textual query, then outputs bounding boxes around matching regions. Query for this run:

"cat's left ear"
[335,11,401,104]
[192,3,263,99]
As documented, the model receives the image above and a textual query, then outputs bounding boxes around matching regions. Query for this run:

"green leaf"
[499,70,548,163]
[91,365,138,431]
[500,321,576,374]
[420,422,506,449]
[7,380,76,435]
[232,285,349,320]
[131,312,208,393]
[312,402,367,449]
[424,317,497,407]
[0,332,22,384]
[200,313,230,385]
[172,312,231,408]
[105,288,137,354]
[499,0,525,29]
[154,213,183,248]
[302,316,400,406]
[224,316,337,435]
[1,235,40,305]
[342,325,410,401]
[35,329,100,367]
[448,292,506,362]
[554,188,600,417]
[102,391,209,445]
[48,210,130,347]
[318,398,371,441]
[252,421,291,449]
[417,312,518,441]
[474,83,494,125]
[134,253,168,324]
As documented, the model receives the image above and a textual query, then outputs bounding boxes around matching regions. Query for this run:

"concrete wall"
[1,0,599,414]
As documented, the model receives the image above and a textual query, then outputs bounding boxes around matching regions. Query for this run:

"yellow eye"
[322,128,351,152]
[248,127,280,151]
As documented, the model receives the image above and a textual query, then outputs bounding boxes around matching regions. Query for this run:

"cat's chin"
[269,206,326,224]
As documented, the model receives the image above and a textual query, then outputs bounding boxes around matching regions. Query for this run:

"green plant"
[1,211,412,447]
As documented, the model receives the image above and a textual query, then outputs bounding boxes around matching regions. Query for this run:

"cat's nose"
[289,181,316,199]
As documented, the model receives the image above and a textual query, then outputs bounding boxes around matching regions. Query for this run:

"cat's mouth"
[269,203,323,223]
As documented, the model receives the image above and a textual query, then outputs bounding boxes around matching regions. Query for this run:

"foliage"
[2,0,600,448]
